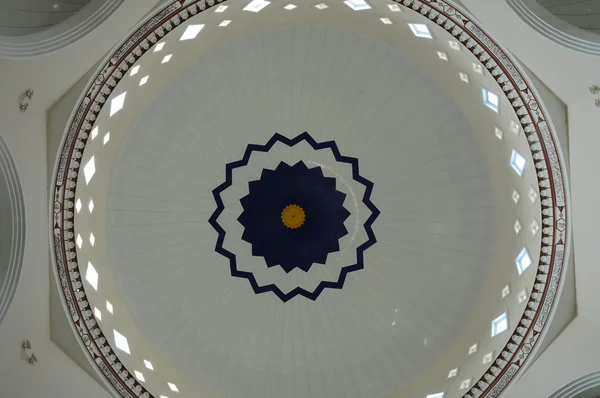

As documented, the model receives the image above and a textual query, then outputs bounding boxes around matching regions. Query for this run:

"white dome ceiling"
[107,25,494,398]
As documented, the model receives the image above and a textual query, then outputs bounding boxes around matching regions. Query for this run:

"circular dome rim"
[48,1,572,398]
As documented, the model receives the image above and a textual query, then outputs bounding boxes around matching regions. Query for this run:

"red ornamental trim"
[49,0,570,398]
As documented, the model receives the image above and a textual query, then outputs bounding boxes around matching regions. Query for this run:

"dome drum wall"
[49,1,571,398]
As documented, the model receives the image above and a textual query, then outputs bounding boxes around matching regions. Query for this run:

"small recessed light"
[160,396,169,398]
[516,247,532,274]
[512,190,520,204]
[449,40,461,50]
[154,42,165,52]
[88,199,94,213]
[483,351,494,364]
[437,51,448,61]
[110,92,127,117]
[344,0,371,10]
[459,72,469,83]
[75,199,82,213]
[531,219,540,235]
[180,24,204,41]
[511,120,521,135]
[408,23,432,39]
[468,343,478,355]
[103,132,110,145]
[426,393,444,398]
[86,262,98,290]
[168,383,179,392]
[89,232,95,246]
[447,368,458,378]
[380,17,393,24]
[76,234,83,248]
[84,156,96,184]
[144,360,154,370]
[106,300,113,313]
[135,371,145,382]
[460,379,471,390]
[502,285,510,298]
[392,321,396,326]
[529,187,538,203]
[243,0,270,12]
[53,3,60,10]
[162,54,172,64]
[130,65,140,76]
[94,307,102,320]
[388,4,401,11]
[215,4,228,12]
[494,127,503,140]
[518,289,528,303]
[491,313,509,337]
[473,63,484,74]
[284,3,296,10]
[482,89,500,112]
[139,75,149,86]
[91,126,98,140]
[510,149,527,177]
[219,20,231,27]
[514,219,522,235]
[315,3,328,9]
[113,330,130,354]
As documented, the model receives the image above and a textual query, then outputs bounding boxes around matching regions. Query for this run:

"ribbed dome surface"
[106,26,495,398]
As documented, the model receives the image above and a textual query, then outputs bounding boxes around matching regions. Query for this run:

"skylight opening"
[103,132,110,145]
[426,393,444,398]
[106,300,113,313]
[130,65,140,76]
[491,312,509,337]
[83,156,96,184]
[409,23,433,38]
[86,262,98,290]
[315,3,328,9]
[89,232,95,246]
[483,351,494,364]
[110,92,126,117]
[388,4,401,11]
[344,0,371,10]
[243,0,270,12]
[516,247,532,274]
[494,126,503,140]
[449,40,460,50]
[510,149,527,176]
[482,89,500,112]
[380,17,392,25]
[437,51,448,61]
[139,76,149,86]
[284,4,296,10]
[88,198,94,213]
[460,379,471,390]
[468,343,478,355]
[94,307,102,320]
[76,234,83,248]
[168,383,179,392]
[219,20,231,27]
[180,24,204,41]
[134,371,145,382]
[447,368,458,378]
[502,285,510,298]
[162,54,173,64]
[215,4,228,12]
[459,72,469,83]
[113,330,130,354]
[144,360,154,370]
[91,126,98,140]
[154,42,165,52]
[75,198,82,213]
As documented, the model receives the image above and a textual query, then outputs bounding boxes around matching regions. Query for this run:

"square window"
[516,247,532,274]
[162,54,173,64]
[380,17,393,25]
[491,313,509,336]
[388,4,401,11]
[502,285,510,298]
[139,76,149,86]
[106,300,113,313]
[409,23,432,39]
[514,219,522,235]
[154,42,165,52]
[518,289,528,304]
[447,368,458,378]
[494,126,503,140]
[144,360,154,370]
[94,307,102,320]
[510,149,527,176]
[89,232,95,246]
[103,132,110,145]
[315,3,328,9]
[91,126,98,140]
[84,156,96,184]
[468,343,478,355]
[168,383,179,392]
[180,24,204,40]
[76,234,83,249]
[284,4,296,10]
[344,0,371,10]
[135,370,145,382]
[437,51,448,61]
[110,92,126,117]
[483,351,494,364]
[460,379,471,389]
[86,262,98,290]
[449,40,460,50]
[459,72,469,83]
[482,89,500,112]
[426,393,444,398]
[512,190,520,204]
[215,4,228,12]
[129,65,140,76]
[75,199,82,213]
[113,330,130,354]
[88,198,94,213]
[219,20,231,27]
[243,0,270,12]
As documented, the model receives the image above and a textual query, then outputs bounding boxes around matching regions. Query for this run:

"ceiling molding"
[48,0,572,397]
